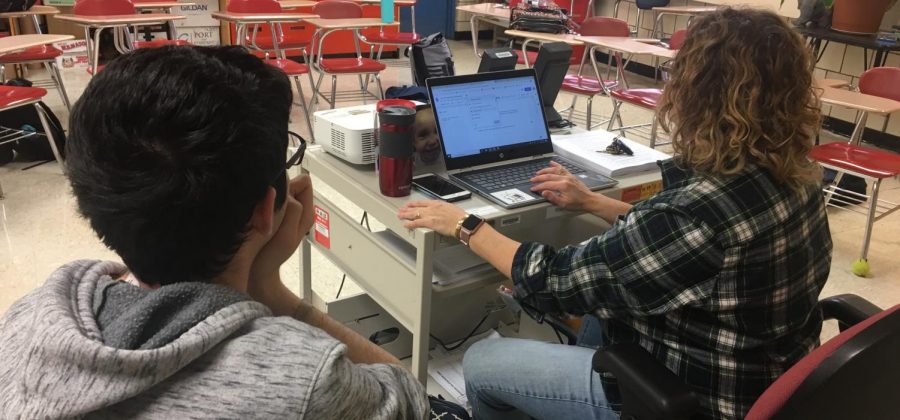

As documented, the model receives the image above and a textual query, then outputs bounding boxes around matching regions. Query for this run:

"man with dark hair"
[0,46,428,418]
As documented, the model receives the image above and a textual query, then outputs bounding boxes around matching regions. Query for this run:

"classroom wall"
[596,0,900,138]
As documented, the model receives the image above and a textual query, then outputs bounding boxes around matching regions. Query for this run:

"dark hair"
[66,46,292,285]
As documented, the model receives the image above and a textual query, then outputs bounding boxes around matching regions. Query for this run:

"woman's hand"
[397,200,467,238]
[530,161,599,212]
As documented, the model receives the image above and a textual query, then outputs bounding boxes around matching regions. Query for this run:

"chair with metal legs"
[808,67,900,276]
[0,85,63,199]
[0,44,71,110]
[359,0,419,67]
[557,17,628,130]
[310,0,386,109]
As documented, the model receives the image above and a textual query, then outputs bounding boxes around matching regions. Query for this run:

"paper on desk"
[428,329,503,407]
[552,131,671,177]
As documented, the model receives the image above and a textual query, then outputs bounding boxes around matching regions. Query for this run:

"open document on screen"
[430,76,548,159]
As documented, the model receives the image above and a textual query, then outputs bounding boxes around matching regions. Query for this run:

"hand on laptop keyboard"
[529,161,598,212]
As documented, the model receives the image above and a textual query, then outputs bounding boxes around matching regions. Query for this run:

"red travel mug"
[378,105,417,197]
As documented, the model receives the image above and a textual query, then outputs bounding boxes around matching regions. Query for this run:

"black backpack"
[0,82,66,165]
[0,0,35,13]
[409,33,455,87]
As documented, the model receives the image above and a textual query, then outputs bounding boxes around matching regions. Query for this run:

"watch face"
[462,214,483,230]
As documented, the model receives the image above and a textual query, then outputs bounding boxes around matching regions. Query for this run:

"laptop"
[426,69,617,209]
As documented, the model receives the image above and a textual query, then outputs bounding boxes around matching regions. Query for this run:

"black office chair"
[590,294,900,420]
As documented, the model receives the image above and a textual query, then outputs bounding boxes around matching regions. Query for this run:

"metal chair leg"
[649,113,659,148]
[860,178,881,261]
[313,72,325,110]
[586,96,593,130]
[294,76,315,143]
[34,103,64,167]
[47,62,71,110]
[375,74,384,99]
[330,75,337,109]
[608,100,622,131]
[567,96,577,121]
[0,64,5,83]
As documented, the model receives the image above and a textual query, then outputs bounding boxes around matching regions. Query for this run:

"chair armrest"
[592,343,700,420]
[818,294,882,332]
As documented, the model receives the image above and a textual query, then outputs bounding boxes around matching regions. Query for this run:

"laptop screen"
[427,70,554,171]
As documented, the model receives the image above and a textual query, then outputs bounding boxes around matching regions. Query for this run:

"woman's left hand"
[397,200,468,237]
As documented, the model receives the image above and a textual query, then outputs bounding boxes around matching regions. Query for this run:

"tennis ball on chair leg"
[851,259,870,277]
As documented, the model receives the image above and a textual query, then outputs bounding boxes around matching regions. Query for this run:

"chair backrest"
[579,17,630,37]
[227,0,283,13]
[74,0,135,16]
[745,304,900,420]
[858,67,900,103]
[313,0,362,19]
[668,29,687,50]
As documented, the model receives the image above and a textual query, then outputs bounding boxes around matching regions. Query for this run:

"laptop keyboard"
[461,159,585,191]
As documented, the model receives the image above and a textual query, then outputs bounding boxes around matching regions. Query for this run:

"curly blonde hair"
[657,8,822,190]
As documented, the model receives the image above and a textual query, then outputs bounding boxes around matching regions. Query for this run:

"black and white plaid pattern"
[512,159,832,419]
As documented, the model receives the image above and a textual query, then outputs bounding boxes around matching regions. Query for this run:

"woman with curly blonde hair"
[399,7,831,420]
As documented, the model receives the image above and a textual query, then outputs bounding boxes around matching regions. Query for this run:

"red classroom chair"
[558,17,628,130]
[0,86,64,199]
[0,42,71,110]
[359,0,420,65]
[808,67,900,276]
[310,0,386,109]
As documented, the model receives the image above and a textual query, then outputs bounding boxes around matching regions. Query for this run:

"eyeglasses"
[271,131,307,186]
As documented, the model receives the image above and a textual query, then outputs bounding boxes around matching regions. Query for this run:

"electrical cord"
[430,312,491,352]
[335,211,371,299]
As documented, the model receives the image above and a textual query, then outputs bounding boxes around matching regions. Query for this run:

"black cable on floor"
[430,312,491,353]
[335,211,371,300]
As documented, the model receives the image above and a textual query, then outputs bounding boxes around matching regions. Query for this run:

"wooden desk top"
[0,5,59,18]
[504,29,583,46]
[211,11,317,23]
[55,13,185,25]
[577,36,674,58]
[304,17,398,29]
[133,1,196,9]
[0,34,74,55]
[816,79,850,89]
[278,0,316,8]
[456,3,509,20]
[821,87,900,115]
[651,5,719,14]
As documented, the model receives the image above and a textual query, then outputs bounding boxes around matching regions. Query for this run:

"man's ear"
[250,187,277,236]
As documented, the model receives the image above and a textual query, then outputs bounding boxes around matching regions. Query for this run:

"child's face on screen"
[414,107,440,164]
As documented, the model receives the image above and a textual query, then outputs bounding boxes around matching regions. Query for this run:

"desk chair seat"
[133,39,190,48]
[810,143,900,180]
[561,75,617,95]
[0,45,70,110]
[0,45,62,62]
[264,57,315,142]
[0,86,63,199]
[319,57,386,73]
[364,31,420,45]
[608,88,664,148]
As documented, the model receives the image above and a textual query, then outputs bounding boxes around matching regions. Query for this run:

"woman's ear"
[249,187,277,236]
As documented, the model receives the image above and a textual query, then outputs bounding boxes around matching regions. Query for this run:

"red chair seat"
[516,50,538,65]
[133,40,191,49]
[265,58,309,76]
[0,86,47,110]
[0,45,62,63]
[560,75,617,95]
[609,88,662,109]
[365,31,420,44]
[809,142,900,179]
[319,57,385,73]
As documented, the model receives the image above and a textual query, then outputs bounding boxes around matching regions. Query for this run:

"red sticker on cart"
[314,205,331,249]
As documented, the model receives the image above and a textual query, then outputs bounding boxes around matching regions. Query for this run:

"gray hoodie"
[0,260,428,419]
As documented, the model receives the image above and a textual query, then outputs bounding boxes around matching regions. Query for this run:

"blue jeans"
[462,316,619,420]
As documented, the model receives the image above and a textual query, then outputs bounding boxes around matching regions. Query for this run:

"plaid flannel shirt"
[512,159,832,419]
